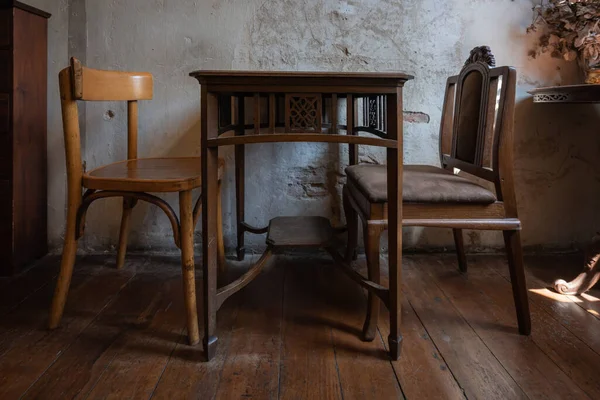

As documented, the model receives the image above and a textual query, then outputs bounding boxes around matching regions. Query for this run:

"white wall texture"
[34,0,600,254]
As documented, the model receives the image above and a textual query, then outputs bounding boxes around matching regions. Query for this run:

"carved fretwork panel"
[533,93,571,103]
[360,95,387,134]
[368,96,378,128]
[285,94,322,132]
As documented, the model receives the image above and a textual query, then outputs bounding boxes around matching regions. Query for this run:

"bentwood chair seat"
[49,58,225,348]
[83,157,224,192]
[344,46,531,343]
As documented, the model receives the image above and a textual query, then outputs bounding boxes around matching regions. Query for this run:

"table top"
[190,70,414,90]
[190,70,413,79]
[529,84,600,103]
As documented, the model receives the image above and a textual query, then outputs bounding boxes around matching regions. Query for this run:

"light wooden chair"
[49,58,225,346]
[344,46,531,342]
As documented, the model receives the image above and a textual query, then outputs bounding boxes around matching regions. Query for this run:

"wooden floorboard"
[488,255,600,398]
[150,296,239,399]
[0,256,60,317]
[0,253,599,399]
[373,264,466,400]
[320,261,404,400]
[400,258,527,399]
[277,259,343,400]
[427,255,591,399]
[81,268,187,399]
[498,255,600,351]
[0,256,137,398]
[214,259,284,399]
[21,263,168,398]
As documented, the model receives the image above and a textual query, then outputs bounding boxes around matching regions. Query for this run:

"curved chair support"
[215,247,274,310]
[193,194,202,228]
[240,222,269,235]
[76,190,182,248]
[76,189,98,237]
[353,126,388,139]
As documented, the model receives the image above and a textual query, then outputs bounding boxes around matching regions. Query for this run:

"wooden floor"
[0,252,599,399]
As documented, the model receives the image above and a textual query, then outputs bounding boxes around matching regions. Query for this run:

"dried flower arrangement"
[528,0,600,83]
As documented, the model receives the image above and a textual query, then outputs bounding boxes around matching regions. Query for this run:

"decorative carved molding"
[285,94,322,132]
[464,45,496,68]
[533,93,571,102]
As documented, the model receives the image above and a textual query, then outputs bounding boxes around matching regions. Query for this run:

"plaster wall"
[43,0,600,253]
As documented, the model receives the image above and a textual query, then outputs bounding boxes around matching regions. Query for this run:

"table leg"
[202,87,219,361]
[387,88,403,360]
[347,94,357,165]
[235,144,245,261]
[554,235,600,295]
[235,96,246,261]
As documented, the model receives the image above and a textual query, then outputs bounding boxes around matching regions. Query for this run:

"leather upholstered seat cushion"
[345,164,496,204]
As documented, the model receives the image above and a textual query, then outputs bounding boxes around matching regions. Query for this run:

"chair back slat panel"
[491,68,510,175]
[442,155,496,182]
[439,76,457,164]
[59,58,154,176]
[71,58,153,101]
[452,67,486,164]
[482,76,500,168]
[441,47,513,186]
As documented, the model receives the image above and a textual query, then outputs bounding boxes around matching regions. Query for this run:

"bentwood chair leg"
[49,204,80,329]
[362,223,383,342]
[217,179,226,275]
[179,190,200,345]
[116,197,136,269]
[343,186,359,262]
[453,228,468,273]
[503,229,531,335]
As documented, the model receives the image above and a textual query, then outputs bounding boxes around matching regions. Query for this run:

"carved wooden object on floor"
[49,58,226,348]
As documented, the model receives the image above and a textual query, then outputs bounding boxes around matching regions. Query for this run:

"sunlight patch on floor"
[529,288,582,303]
[581,292,600,303]
[587,308,599,317]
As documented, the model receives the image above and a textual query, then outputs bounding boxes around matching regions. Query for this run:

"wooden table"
[190,71,413,361]
[530,84,600,295]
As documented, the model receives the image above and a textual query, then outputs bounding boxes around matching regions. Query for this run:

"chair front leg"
[453,228,468,273]
[116,197,137,269]
[49,197,81,329]
[362,222,384,342]
[503,229,531,335]
[343,186,359,262]
[179,190,200,345]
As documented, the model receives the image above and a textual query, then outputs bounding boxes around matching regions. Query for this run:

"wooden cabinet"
[0,1,50,275]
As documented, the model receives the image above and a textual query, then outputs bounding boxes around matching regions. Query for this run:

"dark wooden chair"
[49,58,225,346]
[344,46,531,341]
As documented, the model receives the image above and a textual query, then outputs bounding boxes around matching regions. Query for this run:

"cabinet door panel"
[0,179,12,272]
[0,10,10,47]
[0,50,10,92]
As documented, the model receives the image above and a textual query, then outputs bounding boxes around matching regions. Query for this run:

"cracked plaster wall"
[41,0,600,253]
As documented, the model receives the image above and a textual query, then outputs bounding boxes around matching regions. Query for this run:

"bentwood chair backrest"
[58,57,154,179]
